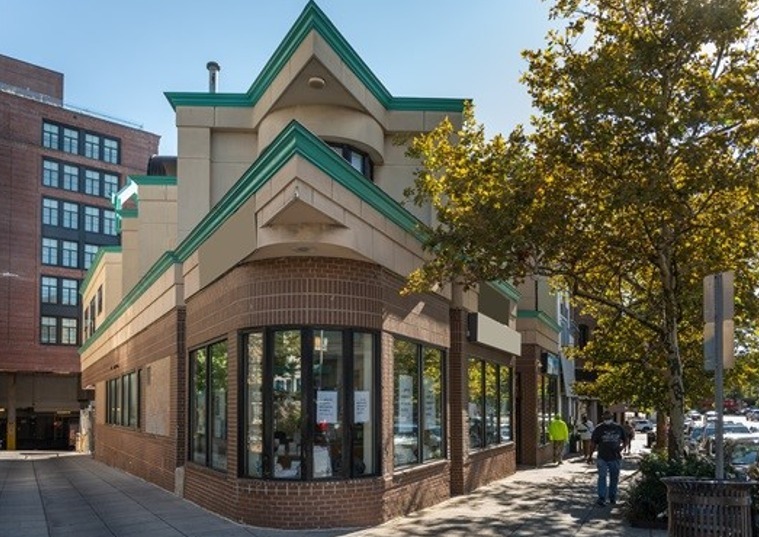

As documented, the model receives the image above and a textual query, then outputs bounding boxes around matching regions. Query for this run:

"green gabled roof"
[165,1,465,113]
[80,119,428,353]
[174,119,426,261]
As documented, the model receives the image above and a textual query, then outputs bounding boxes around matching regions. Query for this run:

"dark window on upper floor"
[327,142,373,181]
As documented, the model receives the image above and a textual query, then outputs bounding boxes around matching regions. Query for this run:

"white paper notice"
[354,390,370,423]
[316,390,338,424]
[423,378,437,425]
[398,375,413,424]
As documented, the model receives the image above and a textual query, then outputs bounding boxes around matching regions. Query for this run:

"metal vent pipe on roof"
[207,61,220,93]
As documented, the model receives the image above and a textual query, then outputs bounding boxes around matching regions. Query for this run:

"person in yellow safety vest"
[548,414,570,464]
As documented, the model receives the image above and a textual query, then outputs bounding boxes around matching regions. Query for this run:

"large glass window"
[42,238,58,265]
[85,170,100,196]
[103,174,119,198]
[243,328,377,480]
[468,358,513,451]
[104,210,117,235]
[62,279,78,306]
[43,160,59,188]
[538,374,559,445]
[84,133,101,159]
[328,142,373,180]
[103,138,119,164]
[393,339,445,467]
[61,318,77,345]
[106,371,140,427]
[84,244,99,270]
[42,122,59,149]
[62,241,78,268]
[41,316,57,344]
[190,341,228,471]
[42,198,59,226]
[41,277,58,304]
[63,165,79,192]
[84,207,100,233]
[62,202,78,229]
[62,128,78,154]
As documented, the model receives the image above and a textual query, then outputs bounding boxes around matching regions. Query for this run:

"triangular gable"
[165,1,464,114]
[174,119,426,263]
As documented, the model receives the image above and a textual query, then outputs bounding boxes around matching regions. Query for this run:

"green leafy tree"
[405,0,759,459]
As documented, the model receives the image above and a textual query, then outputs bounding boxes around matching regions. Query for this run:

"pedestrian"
[590,411,627,506]
[576,414,595,463]
[623,421,635,455]
[548,414,569,464]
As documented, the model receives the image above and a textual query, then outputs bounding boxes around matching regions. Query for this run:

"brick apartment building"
[0,54,160,450]
[78,2,573,529]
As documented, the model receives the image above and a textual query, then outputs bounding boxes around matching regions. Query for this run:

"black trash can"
[661,477,755,536]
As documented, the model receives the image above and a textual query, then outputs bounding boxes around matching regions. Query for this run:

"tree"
[405,0,759,459]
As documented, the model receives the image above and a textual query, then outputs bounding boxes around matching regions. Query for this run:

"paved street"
[0,438,665,537]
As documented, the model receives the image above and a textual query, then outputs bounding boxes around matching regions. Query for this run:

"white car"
[633,419,655,432]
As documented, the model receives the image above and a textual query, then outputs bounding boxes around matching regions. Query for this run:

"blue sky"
[2,1,557,155]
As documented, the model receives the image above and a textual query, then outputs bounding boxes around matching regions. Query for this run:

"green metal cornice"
[164,1,464,114]
[80,246,122,296]
[174,119,427,262]
[517,309,562,334]
[129,175,177,187]
[489,281,521,302]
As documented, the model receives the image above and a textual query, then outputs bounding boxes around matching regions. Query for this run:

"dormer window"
[327,142,373,181]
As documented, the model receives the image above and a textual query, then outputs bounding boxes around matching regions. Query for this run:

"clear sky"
[1,1,557,156]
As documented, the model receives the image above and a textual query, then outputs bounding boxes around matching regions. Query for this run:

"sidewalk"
[0,443,666,537]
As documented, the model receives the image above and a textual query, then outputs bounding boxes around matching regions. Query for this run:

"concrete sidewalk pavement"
[0,448,665,537]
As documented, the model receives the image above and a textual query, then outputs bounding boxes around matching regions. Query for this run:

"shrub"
[623,452,717,525]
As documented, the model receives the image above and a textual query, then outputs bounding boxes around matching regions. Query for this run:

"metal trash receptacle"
[661,477,755,536]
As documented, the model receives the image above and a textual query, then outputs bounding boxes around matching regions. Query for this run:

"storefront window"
[469,358,512,451]
[243,328,377,480]
[190,341,228,471]
[538,374,559,445]
[393,339,445,467]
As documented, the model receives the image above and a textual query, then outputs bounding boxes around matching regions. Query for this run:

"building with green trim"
[79,2,568,528]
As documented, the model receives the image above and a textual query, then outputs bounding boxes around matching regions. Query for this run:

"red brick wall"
[180,257,454,528]
[517,344,554,466]
[0,86,159,375]
[0,54,63,101]
[86,310,183,491]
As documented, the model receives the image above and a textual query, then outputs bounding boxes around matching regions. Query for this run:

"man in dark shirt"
[589,411,627,506]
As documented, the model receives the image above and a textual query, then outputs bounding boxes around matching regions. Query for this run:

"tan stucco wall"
[144,356,171,436]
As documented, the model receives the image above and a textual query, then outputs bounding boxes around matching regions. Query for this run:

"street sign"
[703,272,735,371]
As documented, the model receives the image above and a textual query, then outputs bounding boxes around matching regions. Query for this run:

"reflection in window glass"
[210,342,228,471]
[62,202,78,229]
[352,332,375,475]
[104,138,119,164]
[273,330,302,479]
[62,241,78,268]
[191,348,208,465]
[468,359,484,449]
[500,367,512,442]
[393,339,419,467]
[103,174,119,198]
[312,329,343,479]
[246,333,264,477]
[85,133,101,159]
[469,358,512,451]
[85,170,100,196]
[422,347,444,461]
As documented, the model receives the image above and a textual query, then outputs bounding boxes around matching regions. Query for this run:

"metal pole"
[715,273,725,480]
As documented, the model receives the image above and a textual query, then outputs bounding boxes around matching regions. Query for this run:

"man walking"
[590,411,626,506]
[548,414,569,464]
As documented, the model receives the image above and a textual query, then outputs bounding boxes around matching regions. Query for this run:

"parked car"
[727,436,759,480]
[633,419,655,432]
[699,422,752,453]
